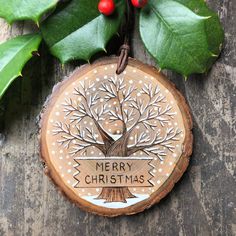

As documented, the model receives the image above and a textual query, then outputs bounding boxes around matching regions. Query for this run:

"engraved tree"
[53,76,181,203]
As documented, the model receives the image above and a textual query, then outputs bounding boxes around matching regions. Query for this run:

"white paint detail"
[82,194,149,209]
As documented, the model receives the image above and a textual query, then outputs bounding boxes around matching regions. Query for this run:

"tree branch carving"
[53,121,106,155]
[53,76,182,161]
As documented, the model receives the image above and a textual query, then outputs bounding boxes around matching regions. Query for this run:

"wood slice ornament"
[40,57,193,217]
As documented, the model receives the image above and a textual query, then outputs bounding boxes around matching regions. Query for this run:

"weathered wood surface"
[0,1,235,235]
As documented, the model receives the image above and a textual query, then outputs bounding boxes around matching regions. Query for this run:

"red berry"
[98,0,115,16]
[131,0,148,8]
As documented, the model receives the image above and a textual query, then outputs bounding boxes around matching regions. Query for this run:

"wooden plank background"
[0,1,235,235]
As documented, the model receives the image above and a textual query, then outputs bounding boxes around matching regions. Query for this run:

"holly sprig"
[0,0,223,99]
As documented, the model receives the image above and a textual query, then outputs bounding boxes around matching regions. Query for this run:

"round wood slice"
[40,57,193,217]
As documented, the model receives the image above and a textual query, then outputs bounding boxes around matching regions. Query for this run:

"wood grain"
[0,0,235,235]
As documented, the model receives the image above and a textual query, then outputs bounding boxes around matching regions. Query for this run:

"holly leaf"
[41,0,125,63]
[174,0,224,70]
[0,34,42,99]
[0,0,59,24]
[139,0,224,77]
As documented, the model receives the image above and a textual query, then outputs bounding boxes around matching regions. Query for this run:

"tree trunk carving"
[96,187,135,203]
[97,132,136,202]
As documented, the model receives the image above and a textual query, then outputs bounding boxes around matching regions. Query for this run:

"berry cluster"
[98,0,148,16]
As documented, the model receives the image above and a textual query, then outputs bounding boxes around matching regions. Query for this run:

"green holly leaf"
[0,34,42,99]
[41,0,125,63]
[175,0,224,70]
[139,0,224,77]
[0,0,59,24]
